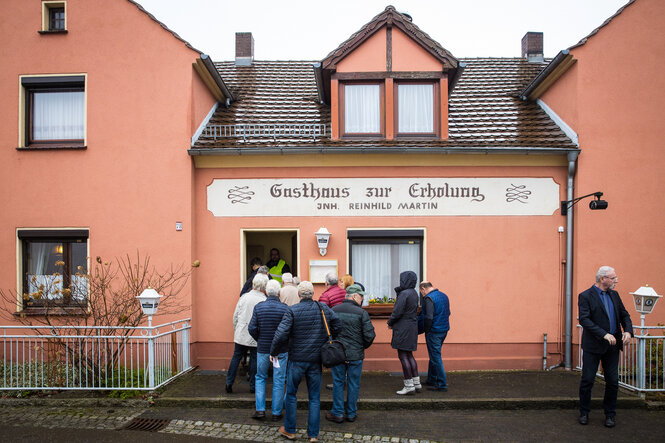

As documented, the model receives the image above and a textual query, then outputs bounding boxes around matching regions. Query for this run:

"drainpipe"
[564,150,579,369]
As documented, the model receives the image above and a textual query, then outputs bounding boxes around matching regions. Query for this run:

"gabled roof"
[129,0,202,54]
[189,58,577,154]
[521,0,635,100]
[569,0,635,49]
[321,5,458,71]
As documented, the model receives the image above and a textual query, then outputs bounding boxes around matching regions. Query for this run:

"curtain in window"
[351,244,391,305]
[398,243,421,284]
[398,84,433,133]
[32,91,84,141]
[352,242,421,305]
[345,84,380,133]
[27,242,62,298]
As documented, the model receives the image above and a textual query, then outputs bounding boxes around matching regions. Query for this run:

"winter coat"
[319,285,347,308]
[387,271,419,351]
[332,299,376,361]
[248,295,289,354]
[233,289,266,347]
[270,298,342,363]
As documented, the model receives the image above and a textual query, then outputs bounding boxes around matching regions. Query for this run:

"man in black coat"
[578,266,633,428]
[248,279,289,421]
[271,281,342,441]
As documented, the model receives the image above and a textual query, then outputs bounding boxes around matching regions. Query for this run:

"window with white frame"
[342,83,383,135]
[21,76,85,147]
[396,82,436,135]
[18,229,88,308]
[41,2,67,32]
[348,230,423,305]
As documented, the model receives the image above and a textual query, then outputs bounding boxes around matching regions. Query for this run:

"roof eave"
[188,146,580,156]
[520,50,575,100]
[194,55,235,103]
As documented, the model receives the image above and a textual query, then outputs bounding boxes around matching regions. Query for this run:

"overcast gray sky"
[136,0,629,60]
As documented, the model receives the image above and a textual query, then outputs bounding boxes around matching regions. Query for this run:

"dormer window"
[396,82,438,136]
[341,83,384,136]
[320,6,462,142]
[41,2,67,33]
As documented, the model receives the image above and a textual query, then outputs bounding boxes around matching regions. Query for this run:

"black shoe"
[225,384,233,394]
[325,412,344,424]
[605,416,615,428]
[271,413,283,422]
[345,415,357,422]
[426,386,447,392]
[578,414,589,425]
[252,411,266,420]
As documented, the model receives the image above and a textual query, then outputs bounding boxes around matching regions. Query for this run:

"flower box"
[362,303,395,318]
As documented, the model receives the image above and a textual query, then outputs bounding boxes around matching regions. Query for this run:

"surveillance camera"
[589,200,608,210]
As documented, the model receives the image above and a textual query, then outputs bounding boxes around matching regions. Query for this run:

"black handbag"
[316,302,347,368]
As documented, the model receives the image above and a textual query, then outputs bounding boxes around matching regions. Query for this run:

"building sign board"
[207,178,560,217]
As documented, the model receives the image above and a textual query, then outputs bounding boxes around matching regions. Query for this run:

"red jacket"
[319,285,347,308]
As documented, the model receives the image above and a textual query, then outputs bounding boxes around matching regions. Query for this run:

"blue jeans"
[255,352,288,414]
[226,343,257,389]
[425,331,448,389]
[284,361,322,438]
[330,360,363,419]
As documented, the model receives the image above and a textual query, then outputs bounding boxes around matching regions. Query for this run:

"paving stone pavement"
[0,406,439,442]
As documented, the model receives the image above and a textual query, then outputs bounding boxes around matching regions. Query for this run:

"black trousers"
[579,344,620,417]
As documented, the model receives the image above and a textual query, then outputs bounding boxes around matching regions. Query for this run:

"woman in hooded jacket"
[387,270,421,395]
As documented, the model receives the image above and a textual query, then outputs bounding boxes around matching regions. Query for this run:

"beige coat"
[233,289,266,346]
[280,284,300,306]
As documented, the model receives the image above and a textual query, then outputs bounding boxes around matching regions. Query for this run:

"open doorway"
[242,230,299,284]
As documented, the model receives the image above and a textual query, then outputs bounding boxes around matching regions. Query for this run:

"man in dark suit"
[578,266,633,428]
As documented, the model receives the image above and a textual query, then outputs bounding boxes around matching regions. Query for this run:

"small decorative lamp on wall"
[315,227,331,256]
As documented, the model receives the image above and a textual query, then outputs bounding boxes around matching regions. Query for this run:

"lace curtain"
[351,243,421,306]
[344,84,381,133]
[32,90,84,141]
[398,84,433,133]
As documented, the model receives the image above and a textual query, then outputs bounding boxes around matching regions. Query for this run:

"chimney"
[521,32,544,63]
[235,32,254,66]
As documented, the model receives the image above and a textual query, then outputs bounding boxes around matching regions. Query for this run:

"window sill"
[38,30,68,34]
[15,307,89,317]
[17,145,87,151]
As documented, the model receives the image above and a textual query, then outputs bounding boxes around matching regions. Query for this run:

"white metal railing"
[204,123,326,141]
[0,319,191,391]
[576,323,665,392]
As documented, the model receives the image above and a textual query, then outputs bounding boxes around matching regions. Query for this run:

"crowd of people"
[228,249,452,442]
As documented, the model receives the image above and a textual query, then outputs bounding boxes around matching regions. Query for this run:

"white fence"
[577,324,665,392]
[1,319,191,390]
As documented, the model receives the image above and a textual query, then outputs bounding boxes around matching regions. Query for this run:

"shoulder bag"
[316,302,347,368]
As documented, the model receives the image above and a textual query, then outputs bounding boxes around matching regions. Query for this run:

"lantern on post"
[629,285,662,391]
[136,288,162,389]
[630,285,662,316]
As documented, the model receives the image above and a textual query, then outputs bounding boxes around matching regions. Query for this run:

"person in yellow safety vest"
[266,248,290,284]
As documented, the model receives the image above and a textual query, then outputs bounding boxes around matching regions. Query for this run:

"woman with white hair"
[226,273,267,394]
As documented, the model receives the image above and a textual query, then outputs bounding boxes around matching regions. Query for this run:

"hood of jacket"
[395,271,417,294]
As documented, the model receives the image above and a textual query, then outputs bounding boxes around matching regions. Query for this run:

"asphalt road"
[1,407,664,442]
